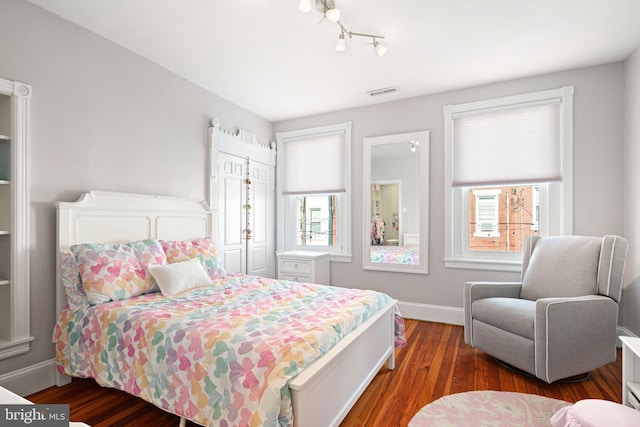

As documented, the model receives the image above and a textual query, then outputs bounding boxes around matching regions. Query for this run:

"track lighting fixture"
[336,31,346,52]
[299,0,387,56]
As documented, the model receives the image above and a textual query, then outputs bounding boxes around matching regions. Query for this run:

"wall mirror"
[363,131,429,274]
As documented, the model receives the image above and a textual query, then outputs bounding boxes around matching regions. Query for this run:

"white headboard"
[55,191,216,318]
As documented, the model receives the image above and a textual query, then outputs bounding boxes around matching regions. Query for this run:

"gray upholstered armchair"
[464,235,628,383]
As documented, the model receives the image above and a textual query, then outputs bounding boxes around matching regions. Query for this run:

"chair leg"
[492,358,590,383]
[556,372,591,383]
[493,357,537,380]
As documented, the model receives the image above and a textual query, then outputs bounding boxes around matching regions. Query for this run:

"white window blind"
[452,102,561,187]
[281,132,346,194]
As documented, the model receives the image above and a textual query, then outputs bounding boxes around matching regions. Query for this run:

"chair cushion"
[472,297,535,339]
[520,236,601,301]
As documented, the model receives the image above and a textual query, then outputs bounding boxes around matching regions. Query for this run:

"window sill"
[277,250,351,264]
[444,258,521,273]
[330,253,352,263]
[473,232,501,238]
[0,336,34,361]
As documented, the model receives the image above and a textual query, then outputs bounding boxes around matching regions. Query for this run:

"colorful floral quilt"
[370,245,419,265]
[54,274,406,427]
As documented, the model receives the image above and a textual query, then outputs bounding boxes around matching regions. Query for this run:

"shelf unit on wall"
[0,133,9,288]
[0,77,33,360]
[372,184,382,217]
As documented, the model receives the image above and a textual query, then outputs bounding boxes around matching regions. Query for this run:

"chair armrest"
[465,281,523,301]
[534,295,618,383]
[463,282,522,344]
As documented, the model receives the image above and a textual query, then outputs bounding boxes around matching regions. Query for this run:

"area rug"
[409,391,570,427]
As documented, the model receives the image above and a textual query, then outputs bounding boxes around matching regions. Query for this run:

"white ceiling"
[27,0,640,122]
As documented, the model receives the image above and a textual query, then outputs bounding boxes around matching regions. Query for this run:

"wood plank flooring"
[28,319,622,426]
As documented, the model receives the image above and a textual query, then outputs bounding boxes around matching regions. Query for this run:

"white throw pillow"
[149,259,212,296]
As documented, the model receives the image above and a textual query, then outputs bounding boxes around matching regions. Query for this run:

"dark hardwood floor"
[28,320,622,426]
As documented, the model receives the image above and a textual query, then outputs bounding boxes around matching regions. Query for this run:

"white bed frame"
[55,191,396,427]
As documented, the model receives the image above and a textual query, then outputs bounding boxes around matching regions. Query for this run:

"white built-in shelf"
[0,77,32,360]
[621,336,640,408]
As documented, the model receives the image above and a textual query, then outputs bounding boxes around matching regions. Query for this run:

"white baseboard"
[0,358,58,397]
[397,301,464,325]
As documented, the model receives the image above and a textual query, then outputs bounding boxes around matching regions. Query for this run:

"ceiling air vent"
[366,86,399,97]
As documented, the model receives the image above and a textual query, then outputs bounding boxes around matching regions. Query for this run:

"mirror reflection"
[363,131,429,274]
[370,181,421,265]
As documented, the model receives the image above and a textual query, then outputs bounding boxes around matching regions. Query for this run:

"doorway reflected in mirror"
[370,181,420,265]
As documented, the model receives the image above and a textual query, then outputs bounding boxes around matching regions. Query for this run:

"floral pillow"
[161,238,226,280]
[71,239,167,305]
[59,250,90,311]
[128,239,168,293]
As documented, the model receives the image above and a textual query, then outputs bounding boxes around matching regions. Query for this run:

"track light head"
[299,0,311,13]
[373,39,387,57]
[325,8,340,23]
[336,33,346,52]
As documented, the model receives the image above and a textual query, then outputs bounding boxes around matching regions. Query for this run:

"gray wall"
[623,44,640,335]
[275,63,626,309]
[0,0,272,375]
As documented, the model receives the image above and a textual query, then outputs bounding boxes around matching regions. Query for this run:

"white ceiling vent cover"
[366,86,399,97]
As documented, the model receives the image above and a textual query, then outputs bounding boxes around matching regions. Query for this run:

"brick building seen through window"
[469,185,539,252]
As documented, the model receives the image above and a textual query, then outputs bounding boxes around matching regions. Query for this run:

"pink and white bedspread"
[370,245,419,265]
[54,274,406,427]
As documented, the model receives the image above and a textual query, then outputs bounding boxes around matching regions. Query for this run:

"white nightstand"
[277,251,330,285]
[621,336,640,409]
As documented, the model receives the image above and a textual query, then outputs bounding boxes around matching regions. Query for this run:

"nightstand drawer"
[280,259,312,274]
[277,251,331,285]
[281,273,312,283]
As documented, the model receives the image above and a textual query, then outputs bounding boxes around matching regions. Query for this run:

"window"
[276,122,352,261]
[308,206,322,240]
[469,186,540,252]
[473,189,501,237]
[444,87,573,271]
[298,196,336,245]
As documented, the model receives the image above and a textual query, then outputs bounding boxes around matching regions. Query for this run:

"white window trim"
[276,122,352,262]
[444,87,573,272]
[531,186,540,231]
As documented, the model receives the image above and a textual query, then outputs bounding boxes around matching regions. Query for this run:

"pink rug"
[409,391,570,427]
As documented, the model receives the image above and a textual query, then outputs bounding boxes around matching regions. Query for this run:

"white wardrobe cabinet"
[209,122,276,278]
